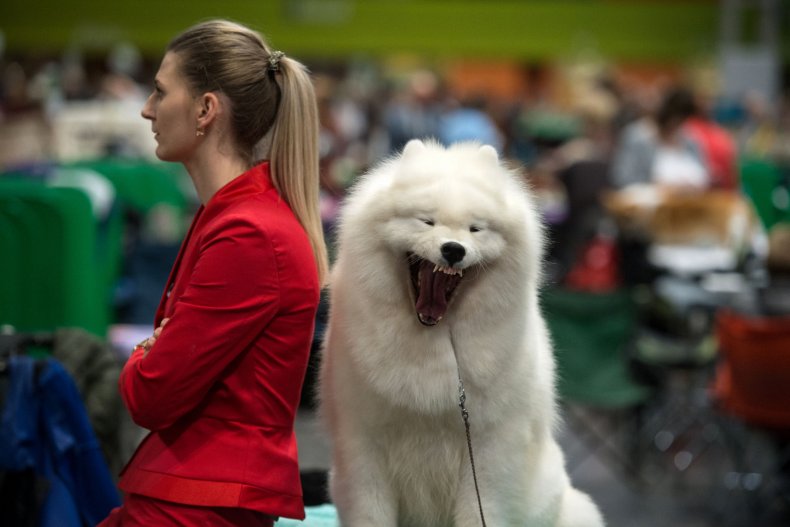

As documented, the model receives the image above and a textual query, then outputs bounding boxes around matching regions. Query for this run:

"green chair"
[0,180,108,336]
[739,156,790,231]
[0,192,33,328]
[66,157,193,217]
[542,287,655,481]
[49,166,125,313]
[544,287,653,408]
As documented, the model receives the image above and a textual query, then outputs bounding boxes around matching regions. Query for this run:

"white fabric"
[651,145,708,189]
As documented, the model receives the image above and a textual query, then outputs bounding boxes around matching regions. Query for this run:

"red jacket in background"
[117,162,320,520]
[684,116,739,191]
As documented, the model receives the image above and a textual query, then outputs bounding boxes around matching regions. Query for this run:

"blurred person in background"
[650,86,710,190]
[607,85,709,286]
[99,19,328,527]
[383,68,443,153]
[735,89,780,159]
[438,93,504,153]
[610,85,708,191]
[549,89,620,287]
[683,83,739,190]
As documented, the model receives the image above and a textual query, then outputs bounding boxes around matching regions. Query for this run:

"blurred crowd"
[2,48,790,278]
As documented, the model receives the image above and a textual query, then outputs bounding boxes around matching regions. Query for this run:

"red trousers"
[97,494,276,527]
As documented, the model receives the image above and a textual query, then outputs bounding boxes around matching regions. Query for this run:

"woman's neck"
[184,150,250,205]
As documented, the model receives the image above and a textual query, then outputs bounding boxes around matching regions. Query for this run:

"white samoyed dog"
[318,140,605,527]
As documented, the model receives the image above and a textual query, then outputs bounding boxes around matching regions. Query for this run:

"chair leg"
[561,403,651,487]
[713,414,790,525]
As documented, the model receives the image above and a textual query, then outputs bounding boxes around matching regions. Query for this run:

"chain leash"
[456,374,487,527]
[452,332,487,527]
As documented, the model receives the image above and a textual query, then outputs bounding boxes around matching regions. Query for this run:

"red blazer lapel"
[154,206,204,327]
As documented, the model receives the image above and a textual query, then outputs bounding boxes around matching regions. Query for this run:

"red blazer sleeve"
[120,216,280,430]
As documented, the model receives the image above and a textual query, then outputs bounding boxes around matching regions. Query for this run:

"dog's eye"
[470,225,482,233]
[420,218,435,226]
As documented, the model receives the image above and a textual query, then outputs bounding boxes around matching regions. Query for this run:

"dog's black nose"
[441,242,466,266]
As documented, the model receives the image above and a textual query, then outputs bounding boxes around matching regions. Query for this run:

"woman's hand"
[140,318,170,357]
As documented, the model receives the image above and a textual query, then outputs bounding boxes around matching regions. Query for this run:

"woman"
[99,19,328,526]
[611,85,708,191]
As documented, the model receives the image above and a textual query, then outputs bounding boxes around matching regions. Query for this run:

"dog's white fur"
[318,140,604,527]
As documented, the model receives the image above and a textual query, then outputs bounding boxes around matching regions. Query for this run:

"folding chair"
[621,272,731,491]
[712,308,790,524]
[542,287,655,483]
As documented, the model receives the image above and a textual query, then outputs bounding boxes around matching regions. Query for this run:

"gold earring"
[196,128,205,137]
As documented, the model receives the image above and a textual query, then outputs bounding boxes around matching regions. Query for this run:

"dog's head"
[341,139,542,327]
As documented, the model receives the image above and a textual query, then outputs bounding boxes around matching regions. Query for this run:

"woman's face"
[141,52,201,162]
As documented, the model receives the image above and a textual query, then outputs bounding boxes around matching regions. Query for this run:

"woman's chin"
[154,146,177,163]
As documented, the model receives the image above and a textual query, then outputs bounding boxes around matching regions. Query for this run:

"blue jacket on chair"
[0,355,120,526]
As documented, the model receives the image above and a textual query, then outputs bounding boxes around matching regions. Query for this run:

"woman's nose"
[141,95,154,120]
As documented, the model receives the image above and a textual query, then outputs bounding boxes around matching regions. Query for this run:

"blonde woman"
[99,19,328,526]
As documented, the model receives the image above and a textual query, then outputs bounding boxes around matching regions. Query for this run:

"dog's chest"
[380,413,466,522]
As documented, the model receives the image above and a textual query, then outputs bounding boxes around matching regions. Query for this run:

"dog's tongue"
[415,260,456,325]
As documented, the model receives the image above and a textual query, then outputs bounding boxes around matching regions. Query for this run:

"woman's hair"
[168,19,328,284]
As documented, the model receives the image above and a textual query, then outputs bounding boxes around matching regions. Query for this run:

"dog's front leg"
[330,441,398,527]
[452,435,516,527]
[452,471,504,527]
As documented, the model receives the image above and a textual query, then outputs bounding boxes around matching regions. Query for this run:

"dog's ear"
[479,144,499,166]
[402,139,426,160]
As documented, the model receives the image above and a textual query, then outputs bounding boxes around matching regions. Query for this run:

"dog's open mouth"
[408,254,464,326]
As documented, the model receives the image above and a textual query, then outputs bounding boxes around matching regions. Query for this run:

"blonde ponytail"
[169,20,328,285]
[269,58,329,286]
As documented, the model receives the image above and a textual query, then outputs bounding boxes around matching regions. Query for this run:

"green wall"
[1,1,722,61]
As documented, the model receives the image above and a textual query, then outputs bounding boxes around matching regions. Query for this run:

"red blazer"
[117,162,319,520]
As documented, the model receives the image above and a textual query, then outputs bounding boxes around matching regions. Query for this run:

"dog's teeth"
[431,264,465,276]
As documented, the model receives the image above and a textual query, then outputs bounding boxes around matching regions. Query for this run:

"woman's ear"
[196,92,220,129]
